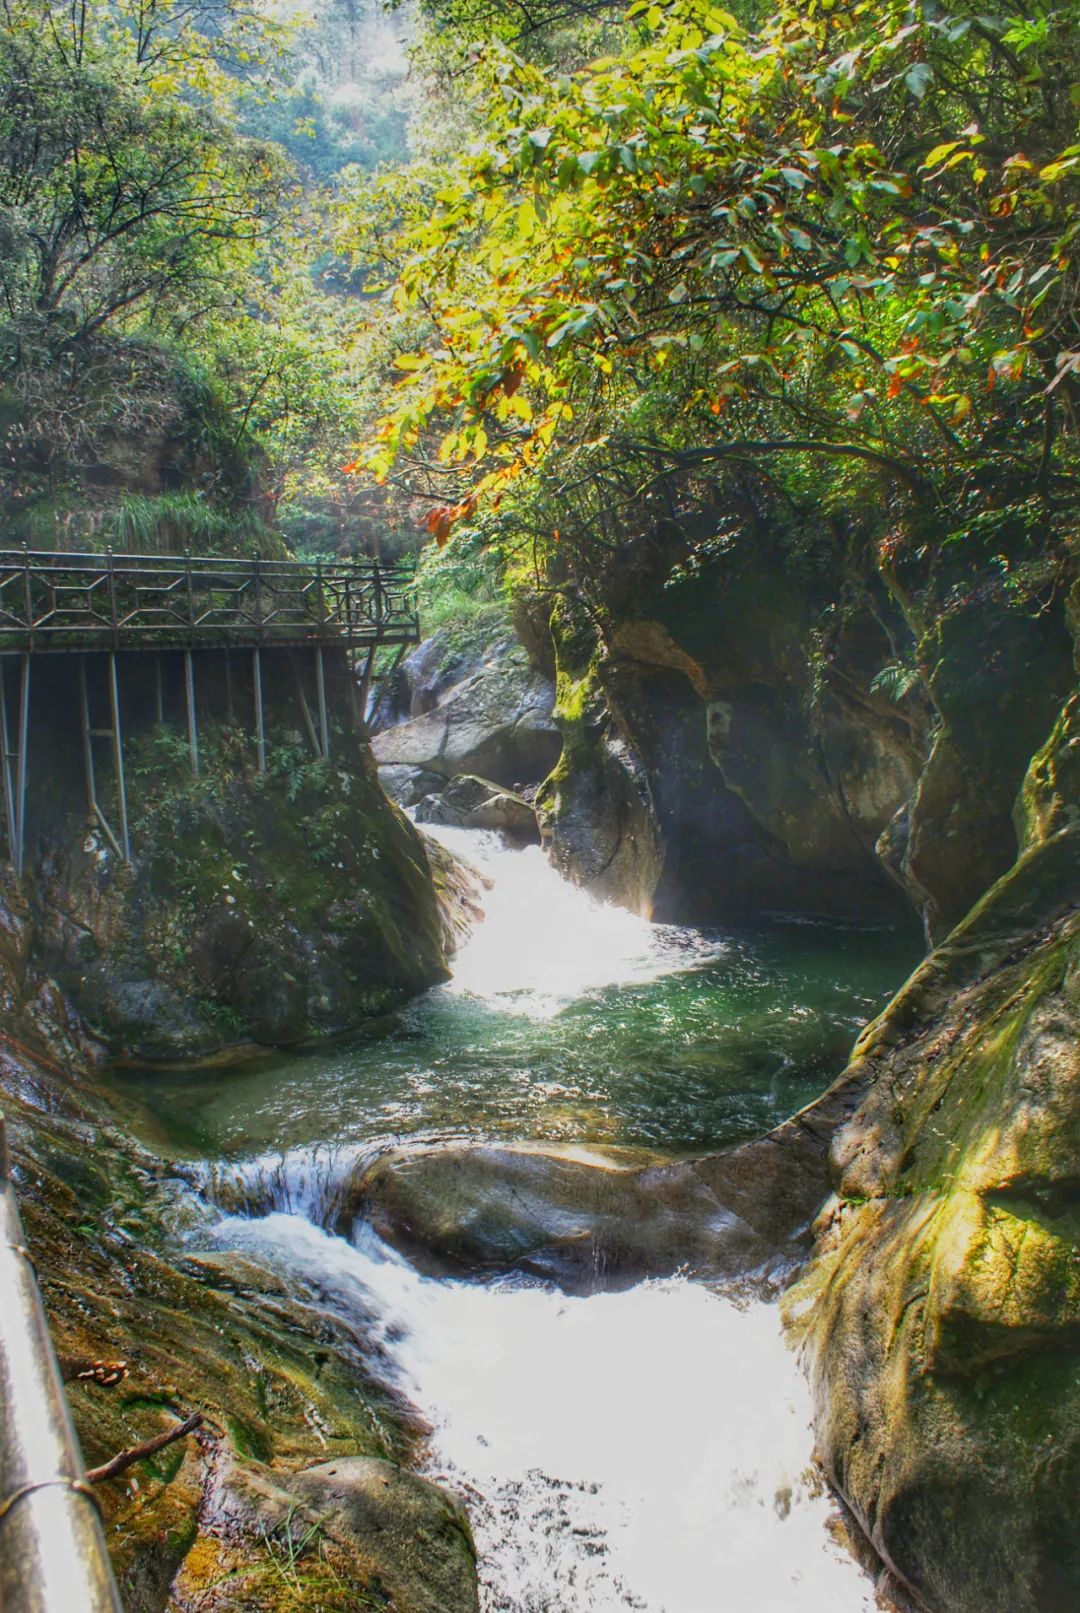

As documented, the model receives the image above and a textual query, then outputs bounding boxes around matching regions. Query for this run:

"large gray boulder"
[373,638,559,788]
[202,1455,479,1613]
[415,774,540,841]
[378,763,445,807]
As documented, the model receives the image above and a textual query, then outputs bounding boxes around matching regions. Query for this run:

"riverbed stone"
[350,1077,872,1292]
[378,763,445,807]
[290,1458,478,1613]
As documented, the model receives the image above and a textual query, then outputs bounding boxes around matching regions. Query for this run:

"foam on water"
[422,824,727,1017]
[210,1210,875,1613]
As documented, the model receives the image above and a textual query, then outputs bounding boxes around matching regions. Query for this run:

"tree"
[0,0,293,344]
[347,0,1080,565]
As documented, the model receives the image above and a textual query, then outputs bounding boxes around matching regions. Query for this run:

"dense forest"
[0,3,1077,1613]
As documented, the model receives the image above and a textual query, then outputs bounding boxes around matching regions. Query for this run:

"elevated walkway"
[0,548,421,875]
[0,548,417,652]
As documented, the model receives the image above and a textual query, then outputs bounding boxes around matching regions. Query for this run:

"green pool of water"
[106,835,921,1163]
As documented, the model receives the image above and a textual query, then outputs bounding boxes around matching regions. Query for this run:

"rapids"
[112,826,920,1612]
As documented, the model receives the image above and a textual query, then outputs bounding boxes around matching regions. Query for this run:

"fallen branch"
[87,1411,204,1485]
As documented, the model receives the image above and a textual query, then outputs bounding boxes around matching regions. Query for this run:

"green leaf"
[905,62,933,99]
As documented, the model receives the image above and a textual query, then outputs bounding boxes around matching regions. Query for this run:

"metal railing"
[0,1113,123,1611]
[0,549,419,653]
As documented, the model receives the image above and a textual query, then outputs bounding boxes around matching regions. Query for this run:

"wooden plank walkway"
[0,548,419,652]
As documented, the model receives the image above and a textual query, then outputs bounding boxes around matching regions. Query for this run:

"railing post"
[0,1112,124,1612]
[20,545,32,654]
[105,549,118,652]
[253,553,263,644]
[184,549,195,645]
[372,557,383,633]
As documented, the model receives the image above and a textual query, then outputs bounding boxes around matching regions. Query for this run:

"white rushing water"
[422,824,727,1017]
[209,1209,875,1613]
[197,825,877,1613]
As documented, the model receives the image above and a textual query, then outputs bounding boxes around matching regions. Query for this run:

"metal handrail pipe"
[0,1114,123,1612]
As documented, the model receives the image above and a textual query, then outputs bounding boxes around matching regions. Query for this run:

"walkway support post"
[0,660,15,870]
[79,660,124,862]
[14,654,29,878]
[78,659,96,821]
[315,646,330,760]
[107,655,130,863]
[0,1113,124,1613]
[184,651,200,780]
[253,649,266,773]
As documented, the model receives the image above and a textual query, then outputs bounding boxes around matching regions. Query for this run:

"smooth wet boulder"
[415,773,540,841]
[786,823,1080,1613]
[350,1084,872,1292]
[372,637,560,788]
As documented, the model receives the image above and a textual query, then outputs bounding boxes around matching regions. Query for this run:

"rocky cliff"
[520,521,1073,946]
[783,598,1080,1613]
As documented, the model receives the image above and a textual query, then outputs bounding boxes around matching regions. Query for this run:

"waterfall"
[173,827,883,1613]
[207,1208,875,1613]
[421,823,728,1017]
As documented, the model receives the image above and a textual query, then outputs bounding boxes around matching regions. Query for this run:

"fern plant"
[870,662,921,703]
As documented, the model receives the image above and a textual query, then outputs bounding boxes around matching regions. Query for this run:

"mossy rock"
[787,826,1080,1613]
[2,1055,477,1612]
[29,716,449,1062]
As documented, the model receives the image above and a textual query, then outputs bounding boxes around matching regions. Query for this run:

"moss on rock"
[29,715,449,1061]
[786,825,1080,1613]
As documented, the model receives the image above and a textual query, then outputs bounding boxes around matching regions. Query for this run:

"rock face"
[421,829,491,954]
[530,532,1074,939]
[32,760,446,1061]
[786,824,1080,1613]
[373,635,560,789]
[538,567,925,924]
[16,651,452,1062]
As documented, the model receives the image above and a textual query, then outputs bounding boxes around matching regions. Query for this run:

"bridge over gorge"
[0,547,420,874]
